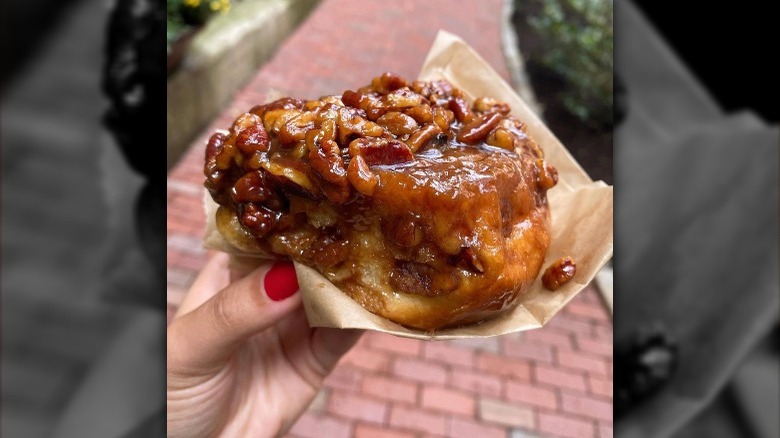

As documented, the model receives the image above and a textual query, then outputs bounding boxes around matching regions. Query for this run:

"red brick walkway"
[167,1,613,437]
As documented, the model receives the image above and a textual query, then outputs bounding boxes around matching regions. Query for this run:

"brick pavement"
[167,0,613,436]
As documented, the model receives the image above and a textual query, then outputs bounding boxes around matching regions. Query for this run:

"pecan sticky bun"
[204,73,558,330]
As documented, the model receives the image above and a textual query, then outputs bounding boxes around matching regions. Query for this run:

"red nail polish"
[264,261,299,301]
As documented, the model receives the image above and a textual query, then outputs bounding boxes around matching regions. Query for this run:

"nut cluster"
[204,73,554,238]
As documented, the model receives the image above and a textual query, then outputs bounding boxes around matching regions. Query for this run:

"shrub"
[521,0,613,129]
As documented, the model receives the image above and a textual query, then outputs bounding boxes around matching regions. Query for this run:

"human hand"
[167,253,362,437]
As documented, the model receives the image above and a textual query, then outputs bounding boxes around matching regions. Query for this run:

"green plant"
[181,0,231,25]
[523,0,613,129]
[167,0,232,54]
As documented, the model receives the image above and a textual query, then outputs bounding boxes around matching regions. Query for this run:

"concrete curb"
[167,0,320,169]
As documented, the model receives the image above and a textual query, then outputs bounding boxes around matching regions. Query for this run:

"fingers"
[168,261,301,372]
[174,253,232,319]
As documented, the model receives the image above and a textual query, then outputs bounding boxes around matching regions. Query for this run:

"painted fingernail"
[264,261,299,301]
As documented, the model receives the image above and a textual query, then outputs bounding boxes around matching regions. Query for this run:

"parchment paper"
[204,30,613,340]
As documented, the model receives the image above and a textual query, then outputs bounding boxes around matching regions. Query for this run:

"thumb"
[168,261,301,373]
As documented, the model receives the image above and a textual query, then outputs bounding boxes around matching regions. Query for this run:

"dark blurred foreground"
[614,1,779,437]
[2,0,164,436]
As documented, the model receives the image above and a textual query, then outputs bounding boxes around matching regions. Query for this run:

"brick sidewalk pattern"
[167,1,613,437]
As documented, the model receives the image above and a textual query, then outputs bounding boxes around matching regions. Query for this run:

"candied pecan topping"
[230,171,271,203]
[377,111,418,137]
[406,123,441,153]
[235,123,269,155]
[204,73,560,309]
[448,97,473,123]
[457,112,503,144]
[542,256,576,290]
[473,97,511,115]
[239,202,280,237]
[347,155,378,196]
[309,139,347,185]
[536,159,559,191]
[348,137,413,166]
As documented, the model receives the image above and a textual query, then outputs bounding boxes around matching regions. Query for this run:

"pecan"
[377,111,418,137]
[457,112,502,144]
[432,107,455,132]
[250,97,304,118]
[304,96,342,112]
[231,113,261,133]
[383,88,423,109]
[214,142,237,170]
[486,127,515,151]
[288,141,308,160]
[497,118,538,154]
[410,80,432,97]
[341,90,369,109]
[473,97,511,115]
[278,112,316,146]
[371,72,408,93]
[320,118,337,143]
[235,123,269,155]
[246,151,264,170]
[204,132,229,199]
[205,131,227,164]
[312,101,341,120]
[263,108,302,134]
[239,202,280,237]
[309,139,347,185]
[448,97,473,123]
[304,116,338,154]
[336,107,383,144]
[404,104,433,124]
[260,157,317,193]
[230,170,272,203]
[542,256,576,290]
[428,80,456,104]
[348,137,414,166]
[347,155,379,196]
[517,135,544,159]
[204,132,227,180]
[319,95,344,106]
[406,123,441,153]
[536,159,558,191]
[303,99,325,111]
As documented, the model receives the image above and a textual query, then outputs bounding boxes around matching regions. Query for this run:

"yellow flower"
[183,0,200,8]
[209,0,220,11]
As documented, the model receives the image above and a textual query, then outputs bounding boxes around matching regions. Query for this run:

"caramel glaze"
[206,73,557,330]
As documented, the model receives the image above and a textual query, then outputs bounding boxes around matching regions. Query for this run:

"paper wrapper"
[203,30,613,340]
